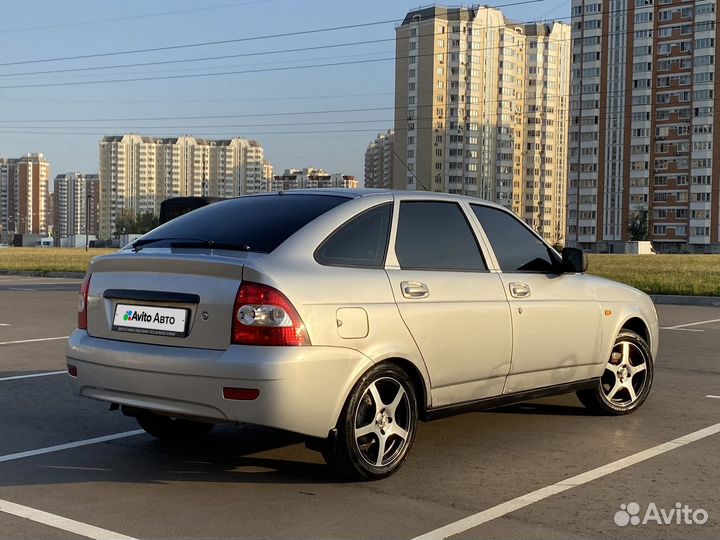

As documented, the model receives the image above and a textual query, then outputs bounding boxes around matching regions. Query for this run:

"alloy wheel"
[353,376,413,467]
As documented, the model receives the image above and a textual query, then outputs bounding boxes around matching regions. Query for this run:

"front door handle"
[401,281,429,299]
[509,282,531,298]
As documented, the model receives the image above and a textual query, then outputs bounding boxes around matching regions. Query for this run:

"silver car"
[67,190,658,479]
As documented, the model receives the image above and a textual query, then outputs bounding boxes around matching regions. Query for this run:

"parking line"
[0,371,65,382]
[662,318,720,330]
[412,422,720,540]
[0,323,9,327]
[0,336,68,346]
[659,327,704,332]
[0,430,144,464]
[0,498,137,540]
[707,395,720,400]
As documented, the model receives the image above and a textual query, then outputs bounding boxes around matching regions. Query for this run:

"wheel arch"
[619,316,651,350]
[382,357,430,418]
[327,354,431,439]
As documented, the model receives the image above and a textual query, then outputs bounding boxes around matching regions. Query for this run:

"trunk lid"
[86,250,256,350]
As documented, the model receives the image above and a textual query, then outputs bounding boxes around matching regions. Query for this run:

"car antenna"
[391,147,430,192]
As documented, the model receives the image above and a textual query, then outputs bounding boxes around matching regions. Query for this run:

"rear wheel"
[135,410,214,441]
[577,330,653,415]
[322,364,418,480]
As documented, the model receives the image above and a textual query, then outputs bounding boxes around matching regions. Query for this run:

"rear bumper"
[66,330,373,438]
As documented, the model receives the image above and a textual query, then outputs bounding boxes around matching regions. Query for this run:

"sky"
[0,0,569,180]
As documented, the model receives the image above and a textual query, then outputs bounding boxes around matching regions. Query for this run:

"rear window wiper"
[132,237,251,252]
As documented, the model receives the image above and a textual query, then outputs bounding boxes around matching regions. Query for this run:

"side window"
[315,203,392,268]
[395,201,487,271]
[471,205,559,272]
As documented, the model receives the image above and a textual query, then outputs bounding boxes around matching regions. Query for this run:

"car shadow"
[0,422,351,487]
[487,400,592,416]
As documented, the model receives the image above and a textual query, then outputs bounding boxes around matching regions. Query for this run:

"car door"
[470,204,603,394]
[385,198,512,408]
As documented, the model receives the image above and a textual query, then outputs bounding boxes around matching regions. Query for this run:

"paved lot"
[0,275,718,539]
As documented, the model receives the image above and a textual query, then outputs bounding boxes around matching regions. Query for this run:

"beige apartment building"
[394,6,570,244]
[0,153,51,239]
[270,168,358,190]
[364,129,395,188]
[568,0,720,253]
[98,135,267,238]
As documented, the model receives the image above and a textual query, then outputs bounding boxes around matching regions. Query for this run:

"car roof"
[273,188,508,211]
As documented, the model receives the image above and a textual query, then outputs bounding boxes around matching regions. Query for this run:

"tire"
[577,329,654,415]
[322,364,418,480]
[135,410,214,441]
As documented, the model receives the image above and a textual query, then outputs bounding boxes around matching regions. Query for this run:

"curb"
[651,295,720,307]
[0,270,85,279]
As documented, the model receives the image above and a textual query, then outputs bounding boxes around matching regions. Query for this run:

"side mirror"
[561,247,588,273]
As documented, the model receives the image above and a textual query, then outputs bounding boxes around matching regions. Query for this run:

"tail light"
[232,282,310,346]
[78,273,91,330]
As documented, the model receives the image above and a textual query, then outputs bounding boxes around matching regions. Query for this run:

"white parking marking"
[0,371,65,382]
[662,318,720,330]
[0,323,10,327]
[706,395,720,400]
[659,327,704,332]
[0,431,144,538]
[0,336,68,346]
[0,498,137,540]
[0,430,144,464]
[413,422,720,540]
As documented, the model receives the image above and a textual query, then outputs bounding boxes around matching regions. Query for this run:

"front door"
[470,204,603,394]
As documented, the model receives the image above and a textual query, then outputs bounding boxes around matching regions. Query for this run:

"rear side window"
[140,194,348,253]
[471,204,559,272]
[315,203,392,268]
[395,201,487,271]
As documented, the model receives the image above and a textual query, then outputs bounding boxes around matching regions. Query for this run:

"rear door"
[385,198,512,407]
[470,204,603,394]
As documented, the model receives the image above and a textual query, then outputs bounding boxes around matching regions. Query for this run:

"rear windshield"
[139,194,350,253]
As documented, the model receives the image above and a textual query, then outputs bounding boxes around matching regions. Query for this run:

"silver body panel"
[67,190,659,438]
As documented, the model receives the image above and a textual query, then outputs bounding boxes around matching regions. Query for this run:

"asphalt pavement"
[0,275,718,539]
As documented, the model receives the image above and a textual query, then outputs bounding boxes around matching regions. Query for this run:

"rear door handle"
[401,281,429,299]
[509,282,531,298]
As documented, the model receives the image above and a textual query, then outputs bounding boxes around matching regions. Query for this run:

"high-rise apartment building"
[0,153,50,238]
[0,158,16,240]
[364,129,395,188]
[568,0,720,253]
[270,168,358,190]
[98,135,267,238]
[53,173,99,238]
[394,6,570,243]
[262,159,274,187]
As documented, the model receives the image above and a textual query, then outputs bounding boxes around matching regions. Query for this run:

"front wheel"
[322,364,418,480]
[135,410,214,441]
[577,329,654,415]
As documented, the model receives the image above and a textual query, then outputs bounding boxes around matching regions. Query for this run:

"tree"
[114,210,159,236]
[627,207,649,241]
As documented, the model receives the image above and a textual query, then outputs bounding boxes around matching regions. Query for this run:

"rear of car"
[67,192,375,438]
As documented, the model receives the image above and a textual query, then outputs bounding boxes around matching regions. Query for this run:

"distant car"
[67,190,658,480]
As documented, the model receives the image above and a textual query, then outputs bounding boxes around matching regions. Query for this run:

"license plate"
[112,303,189,337]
